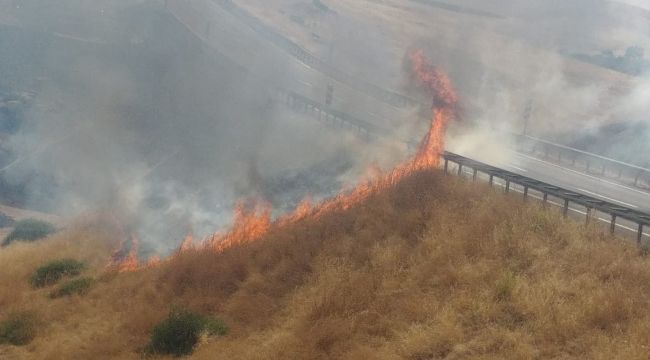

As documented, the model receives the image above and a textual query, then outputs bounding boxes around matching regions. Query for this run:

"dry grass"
[1,170,650,359]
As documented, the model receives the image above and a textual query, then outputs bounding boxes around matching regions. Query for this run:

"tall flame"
[108,49,457,270]
[199,49,458,252]
[408,49,457,168]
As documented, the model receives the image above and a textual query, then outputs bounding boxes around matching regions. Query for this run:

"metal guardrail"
[166,0,649,244]
[280,89,650,245]
[443,151,650,244]
[283,90,393,140]
[281,91,650,244]
[213,0,422,109]
[513,134,650,190]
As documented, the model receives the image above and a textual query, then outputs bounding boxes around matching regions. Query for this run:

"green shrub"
[0,311,38,346]
[146,308,228,356]
[30,259,85,288]
[2,219,55,246]
[50,277,95,298]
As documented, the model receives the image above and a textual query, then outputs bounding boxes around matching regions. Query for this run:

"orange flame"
[194,48,458,254]
[107,49,458,268]
[204,201,272,252]
[108,234,140,273]
[408,49,457,168]
[179,232,194,253]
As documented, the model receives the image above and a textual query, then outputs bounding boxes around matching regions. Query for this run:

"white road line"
[514,152,650,197]
[298,80,314,88]
[577,188,639,208]
[507,164,528,173]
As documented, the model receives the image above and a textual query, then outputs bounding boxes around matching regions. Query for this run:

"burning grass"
[0,51,648,358]
[1,170,650,358]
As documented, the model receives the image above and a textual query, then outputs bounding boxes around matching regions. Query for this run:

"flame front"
[108,234,140,273]
[408,49,457,168]
[109,49,458,269]
[200,50,457,253]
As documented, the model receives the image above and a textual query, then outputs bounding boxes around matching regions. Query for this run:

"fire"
[108,234,140,273]
[179,232,194,253]
[107,49,457,270]
[408,49,457,168]
[205,201,272,252]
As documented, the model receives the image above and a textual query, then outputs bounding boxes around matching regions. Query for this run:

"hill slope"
[1,170,650,359]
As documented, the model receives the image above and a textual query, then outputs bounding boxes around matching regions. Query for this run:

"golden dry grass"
[1,170,650,359]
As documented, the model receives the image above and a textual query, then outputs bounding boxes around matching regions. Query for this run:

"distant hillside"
[1,169,650,359]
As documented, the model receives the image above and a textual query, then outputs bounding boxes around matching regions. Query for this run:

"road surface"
[166,0,416,130]
[166,0,650,233]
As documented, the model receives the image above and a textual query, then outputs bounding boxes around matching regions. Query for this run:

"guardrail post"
[610,214,617,234]
[489,174,494,185]
[543,192,548,203]
[444,159,449,174]
[523,186,529,201]
[638,224,644,245]
[563,199,569,218]
[585,207,592,225]
[472,168,478,181]
[457,164,463,176]
[505,180,510,193]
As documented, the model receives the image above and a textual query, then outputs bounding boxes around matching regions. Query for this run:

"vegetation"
[2,219,55,246]
[50,277,95,298]
[0,170,650,358]
[0,312,38,346]
[146,308,228,357]
[30,259,85,288]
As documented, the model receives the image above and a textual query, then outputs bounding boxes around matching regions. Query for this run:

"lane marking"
[576,188,638,208]
[507,164,528,173]
[514,152,650,197]
[298,80,314,88]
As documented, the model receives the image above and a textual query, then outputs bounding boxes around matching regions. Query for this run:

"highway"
[166,0,414,130]
[462,149,650,213]
[166,1,650,232]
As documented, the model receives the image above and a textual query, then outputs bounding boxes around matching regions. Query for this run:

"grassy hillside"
[1,169,650,359]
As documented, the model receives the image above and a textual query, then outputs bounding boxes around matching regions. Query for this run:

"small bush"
[0,311,38,346]
[30,259,85,288]
[203,316,228,337]
[146,308,228,357]
[2,219,55,246]
[50,277,95,298]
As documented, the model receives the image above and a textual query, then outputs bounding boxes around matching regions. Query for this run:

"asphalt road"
[166,1,650,224]
[166,0,412,130]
